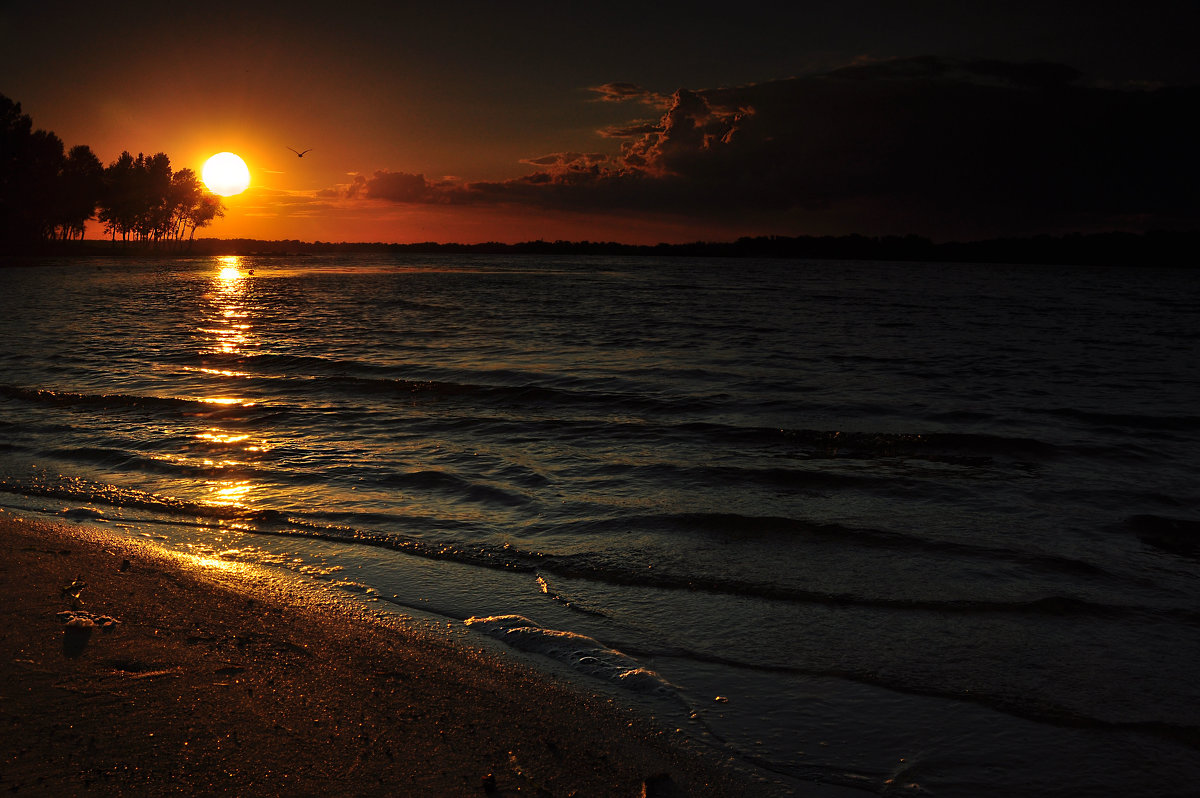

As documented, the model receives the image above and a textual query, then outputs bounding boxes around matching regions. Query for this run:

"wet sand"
[0,512,771,796]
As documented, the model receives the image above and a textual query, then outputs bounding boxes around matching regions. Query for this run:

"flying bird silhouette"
[288,147,313,158]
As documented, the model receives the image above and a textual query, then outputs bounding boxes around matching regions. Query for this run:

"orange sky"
[210,188,759,245]
[3,2,1198,244]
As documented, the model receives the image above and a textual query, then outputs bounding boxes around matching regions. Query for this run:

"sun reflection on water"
[196,430,251,444]
[217,255,243,282]
[183,552,250,575]
[207,479,253,506]
[193,367,246,378]
[205,256,254,355]
[191,256,265,511]
[203,396,250,406]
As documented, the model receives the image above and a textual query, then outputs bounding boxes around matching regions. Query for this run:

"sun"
[202,152,251,196]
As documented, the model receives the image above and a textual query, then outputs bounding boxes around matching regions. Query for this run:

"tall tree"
[157,167,224,248]
[138,152,173,241]
[98,151,138,241]
[0,94,36,245]
[1,95,68,247]
[166,168,202,241]
[183,193,224,246]
[54,144,104,240]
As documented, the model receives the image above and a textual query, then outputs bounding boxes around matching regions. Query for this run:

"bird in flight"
[288,147,313,158]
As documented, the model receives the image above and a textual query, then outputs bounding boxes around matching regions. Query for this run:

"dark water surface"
[1,254,1197,795]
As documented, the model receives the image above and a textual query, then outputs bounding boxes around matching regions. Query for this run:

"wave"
[1039,406,1200,432]
[380,469,530,507]
[537,510,1112,579]
[463,615,674,695]
[540,420,1058,466]
[676,642,1200,752]
[3,377,1067,489]
[0,384,199,413]
[0,383,265,420]
[1,367,712,420]
[1122,514,1200,559]
[190,353,638,399]
[0,477,285,524]
[38,445,336,489]
[0,385,1062,495]
[778,428,1059,462]
[6,474,1185,626]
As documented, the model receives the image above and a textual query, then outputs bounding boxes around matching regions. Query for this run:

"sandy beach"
[0,512,770,796]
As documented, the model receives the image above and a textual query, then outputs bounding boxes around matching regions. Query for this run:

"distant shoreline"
[2,229,1196,267]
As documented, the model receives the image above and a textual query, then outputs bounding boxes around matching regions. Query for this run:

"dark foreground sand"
[0,512,772,796]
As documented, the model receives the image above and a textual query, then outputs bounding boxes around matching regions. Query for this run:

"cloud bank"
[334,57,1200,239]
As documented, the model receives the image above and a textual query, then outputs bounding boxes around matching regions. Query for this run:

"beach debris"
[57,610,120,630]
[58,610,119,658]
[60,578,86,600]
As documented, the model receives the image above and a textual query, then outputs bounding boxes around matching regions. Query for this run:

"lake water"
[1,253,1198,795]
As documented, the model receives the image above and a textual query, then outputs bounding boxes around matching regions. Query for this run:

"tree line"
[117,230,1189,268]
[1,94,224,252]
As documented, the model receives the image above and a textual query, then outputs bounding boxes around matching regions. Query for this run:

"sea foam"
[464,614,672,694]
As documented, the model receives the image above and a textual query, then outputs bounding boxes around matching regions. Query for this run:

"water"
[1,253,1198,795]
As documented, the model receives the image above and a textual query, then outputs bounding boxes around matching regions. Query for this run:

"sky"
[3,1,1198,244]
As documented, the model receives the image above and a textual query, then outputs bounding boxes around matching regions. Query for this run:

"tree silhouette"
[165,168,204,241]
[1,94,36,244]
[183,192,224,243]
[96,150,136,242]
[164,167,224,243]
[2,93,224,252]
[54,145,104,240]
[96,151,224,247]
[137,152,174,242]
[2,95,66,245]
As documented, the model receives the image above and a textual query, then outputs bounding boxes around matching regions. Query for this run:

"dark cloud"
[344,57,1200,238]
[826,55,1084,89]
[521,152,608,169]
[598,121,661,138]
[589,82,670,108]
[346,171,435,203]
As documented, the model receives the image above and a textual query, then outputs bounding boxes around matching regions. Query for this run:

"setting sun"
[201,152,250,196]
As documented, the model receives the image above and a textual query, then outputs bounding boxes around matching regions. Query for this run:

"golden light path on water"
[197,256,264,511]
